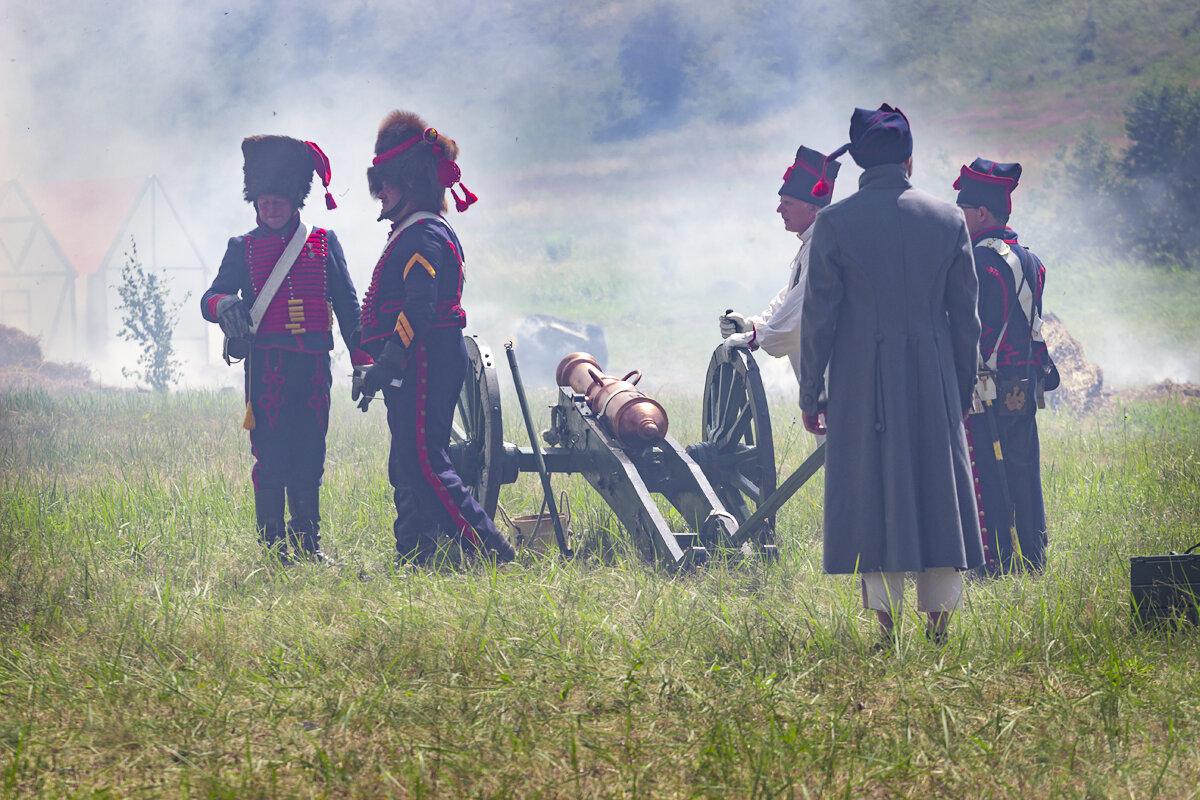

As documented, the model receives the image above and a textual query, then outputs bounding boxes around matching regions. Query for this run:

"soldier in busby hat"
[955,157,1055,576]
[719,145,840,432]
[798,104,985,648]
[353,110,516,567]
[201,135,367,564]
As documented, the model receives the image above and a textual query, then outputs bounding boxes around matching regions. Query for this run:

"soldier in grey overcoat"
[798,104,985,647]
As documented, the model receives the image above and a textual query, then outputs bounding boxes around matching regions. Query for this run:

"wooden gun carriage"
[448,336,824,569]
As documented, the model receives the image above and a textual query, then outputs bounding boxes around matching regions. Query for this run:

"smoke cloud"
[2,0,1190,392]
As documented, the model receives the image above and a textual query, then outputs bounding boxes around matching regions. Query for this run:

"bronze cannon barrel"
[555,352,669,449]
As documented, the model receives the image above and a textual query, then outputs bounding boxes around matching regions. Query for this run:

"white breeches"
[862,567,963,614]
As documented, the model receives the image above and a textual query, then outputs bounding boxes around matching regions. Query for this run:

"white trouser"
[862,567,964,615]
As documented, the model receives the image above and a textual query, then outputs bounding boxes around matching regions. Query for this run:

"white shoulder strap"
[383,211,442,252]
[248,222,308,333]
[979,237,1040,370]
[981,237,1035,328]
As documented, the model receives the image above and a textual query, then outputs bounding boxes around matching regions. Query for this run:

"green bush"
[1063,83,1200,269]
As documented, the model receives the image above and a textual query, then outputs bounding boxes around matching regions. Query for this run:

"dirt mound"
[0,324,98,392]
[1040,314,1199,411]
[1042,312,1113,413]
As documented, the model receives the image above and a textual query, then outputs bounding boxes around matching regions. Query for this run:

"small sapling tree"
[114,237,186,392]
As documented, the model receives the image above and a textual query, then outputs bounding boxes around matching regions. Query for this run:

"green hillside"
[475,0,1200,159]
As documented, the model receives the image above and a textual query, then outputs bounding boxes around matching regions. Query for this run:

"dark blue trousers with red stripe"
[966,408,1046,576]
[383,330,502,560]
[246,346,331,548]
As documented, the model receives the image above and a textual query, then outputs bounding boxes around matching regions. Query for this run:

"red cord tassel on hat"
[811,178,832,198]
[453,184,478,212]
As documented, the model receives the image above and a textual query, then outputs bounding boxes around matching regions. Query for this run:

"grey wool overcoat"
[798,164,985,575]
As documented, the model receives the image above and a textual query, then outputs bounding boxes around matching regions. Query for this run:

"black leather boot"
[258,520,291,564]
[393,485,438,568]
[480,527,517,564]
[256,484,291,564]
[288,487,337,564]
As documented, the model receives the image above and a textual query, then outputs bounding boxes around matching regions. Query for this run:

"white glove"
[719,311,748,339]
[721,329,755,353]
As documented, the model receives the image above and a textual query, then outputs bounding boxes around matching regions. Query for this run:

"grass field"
[2,383,1200,798]
[5,2,1200,796]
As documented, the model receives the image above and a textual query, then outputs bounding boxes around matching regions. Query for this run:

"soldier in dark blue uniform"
[355,110,516,566]
[201,135,367,563]
[955,158,1057,575]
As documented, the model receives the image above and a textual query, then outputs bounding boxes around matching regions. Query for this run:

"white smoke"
[2,0,1190,390]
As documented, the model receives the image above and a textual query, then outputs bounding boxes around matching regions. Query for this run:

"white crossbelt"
[248,223,308,334]
[973,237,1039,410]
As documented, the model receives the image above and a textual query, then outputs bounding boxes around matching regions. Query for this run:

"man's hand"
[354,363,400,411]
[348,349,377,410]
[352,340,406,412]
[216,295,252,339]
[802,409,827,435]
[721,329,755,355]
[350,366,380,411]
[719,310,748,339]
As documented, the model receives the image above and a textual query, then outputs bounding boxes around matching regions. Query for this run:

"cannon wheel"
[450,335,505,519]
[697,346,776,527]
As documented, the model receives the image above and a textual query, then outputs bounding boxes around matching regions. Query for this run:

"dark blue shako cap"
[779,145,842,208]
[827,103,913,170]
[954,157,1022,215]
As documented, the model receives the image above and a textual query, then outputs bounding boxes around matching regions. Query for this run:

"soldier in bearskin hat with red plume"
[955,158,1056,577]
[799,104,984,647]
[719,144,841,442]
[201,135,367,564]
[353,110,515,566]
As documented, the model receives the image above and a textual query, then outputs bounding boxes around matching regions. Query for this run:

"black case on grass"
[1130,548,1200,629]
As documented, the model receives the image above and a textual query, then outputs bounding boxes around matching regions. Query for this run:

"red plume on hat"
[305,141,337,209]
[242,135,327,209]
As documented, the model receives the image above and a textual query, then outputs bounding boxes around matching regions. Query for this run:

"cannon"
[449,335,822,568]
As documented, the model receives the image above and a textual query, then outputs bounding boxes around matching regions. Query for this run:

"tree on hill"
[1063,83,1200,269]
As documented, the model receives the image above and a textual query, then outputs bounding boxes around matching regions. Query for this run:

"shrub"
[113,237,186,392]
[1064,83,1200,269]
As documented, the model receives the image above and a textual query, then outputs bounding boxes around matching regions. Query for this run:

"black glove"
[354,340,407,411]
[350,366,374,411]
[216,295,252,339]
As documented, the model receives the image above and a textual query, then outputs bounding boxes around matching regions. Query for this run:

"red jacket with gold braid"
[201,218,362,354]
[360,215,466,358]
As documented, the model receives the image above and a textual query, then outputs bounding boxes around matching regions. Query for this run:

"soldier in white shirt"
[719,145,842,408]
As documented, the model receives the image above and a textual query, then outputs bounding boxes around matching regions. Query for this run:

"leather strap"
[979,237,1037,372]
[248,222,308,333]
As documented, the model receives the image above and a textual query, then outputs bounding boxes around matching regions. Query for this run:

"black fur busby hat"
[242,135,336,210]
[779,145,842,208]
[368,110,476,214]
[954,158,1022,216]
[834,103,913,169]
